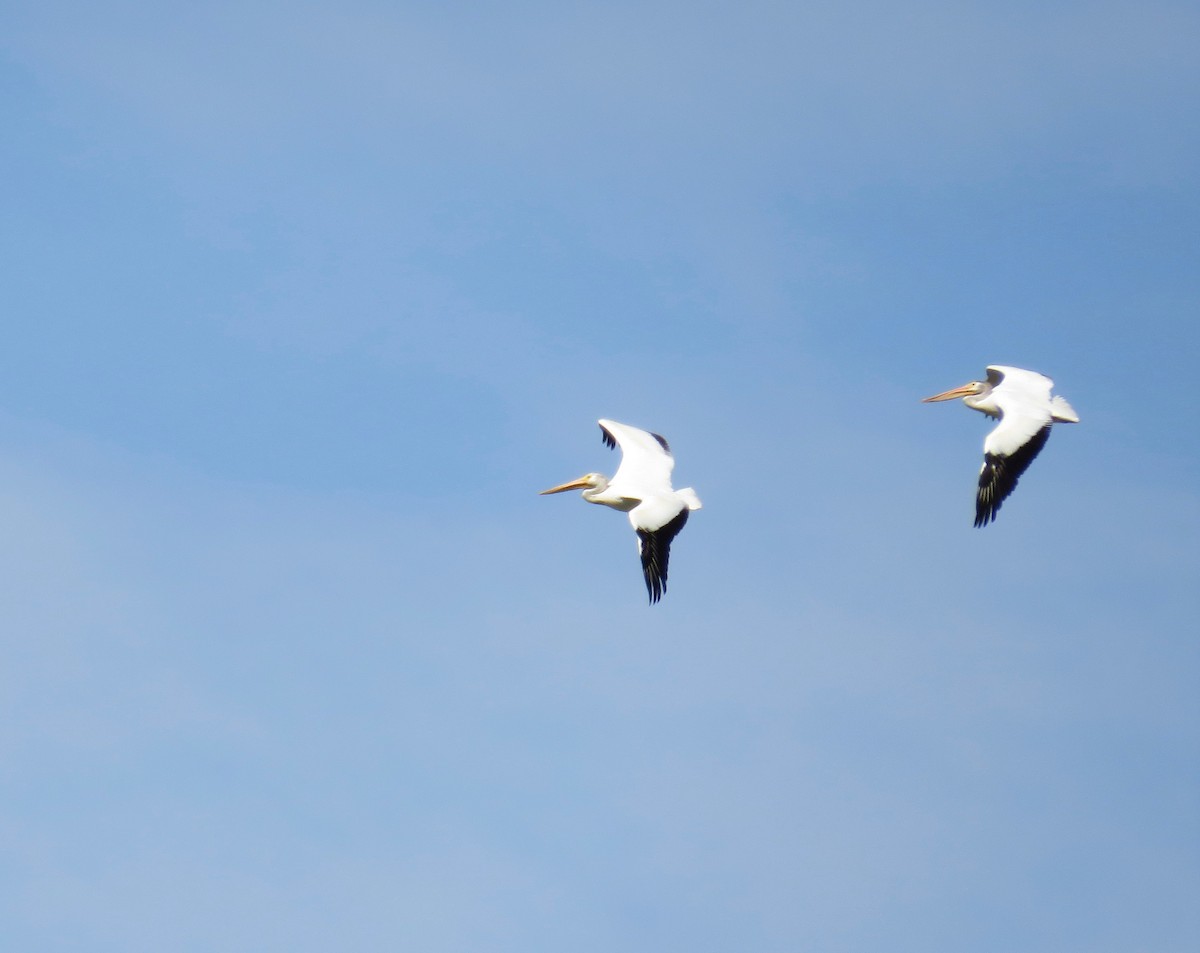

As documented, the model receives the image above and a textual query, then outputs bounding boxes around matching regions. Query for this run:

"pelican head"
[922,380,986,403]
[539,472,608,496]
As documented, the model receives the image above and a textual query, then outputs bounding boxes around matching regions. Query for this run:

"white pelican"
[541,419,702,604]
[923,365,1079,526]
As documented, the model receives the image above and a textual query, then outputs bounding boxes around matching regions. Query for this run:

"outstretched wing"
[976,425,1051,526]
[975,372,1055,526]
[632,501,690,604]
[598,419,676,498]
[597,420,694,601]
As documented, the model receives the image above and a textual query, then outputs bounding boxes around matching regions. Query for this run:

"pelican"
[541,419,702,604]
[923,365,1079,526]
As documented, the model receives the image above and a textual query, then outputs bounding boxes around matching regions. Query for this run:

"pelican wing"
[986,365,1055,407]
[976,426,1051,526]
[630,496,690,604]
[976,370,1056,526]
[598,419,676,497]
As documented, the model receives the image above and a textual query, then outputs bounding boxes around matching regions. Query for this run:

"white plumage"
[540,419,701,603]
[924,365,1079,526]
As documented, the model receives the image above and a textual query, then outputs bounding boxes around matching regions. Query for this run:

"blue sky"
[2,1,1197,950]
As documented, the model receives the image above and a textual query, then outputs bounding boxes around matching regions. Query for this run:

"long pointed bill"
[922,383,976,403]
[539,476,592,495]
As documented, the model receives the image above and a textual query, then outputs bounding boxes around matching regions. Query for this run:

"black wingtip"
[974,426,1052,528]
[637,508,690,606]
[599,424,616,450]
[975,458,1003,527]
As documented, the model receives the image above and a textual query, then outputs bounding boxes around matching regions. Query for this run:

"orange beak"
[539,476,593,495]
[922,383,977,403]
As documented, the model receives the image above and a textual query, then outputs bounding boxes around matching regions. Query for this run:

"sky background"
[1,1,1198,950]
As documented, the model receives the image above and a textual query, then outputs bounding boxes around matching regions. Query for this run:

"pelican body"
[541,419,701,604]
[923,365,1079,526]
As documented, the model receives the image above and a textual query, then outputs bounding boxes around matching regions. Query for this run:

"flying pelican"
[923,365,1079,526]
[540,419,702,604]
